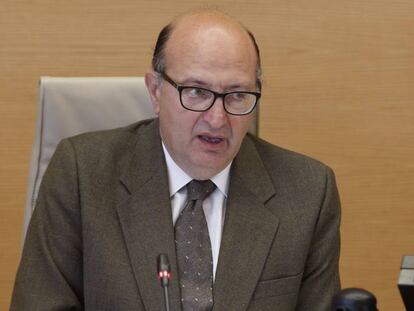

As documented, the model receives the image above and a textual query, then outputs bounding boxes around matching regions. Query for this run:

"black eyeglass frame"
[159,72,261,116]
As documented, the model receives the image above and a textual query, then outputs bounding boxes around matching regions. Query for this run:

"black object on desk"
[398,255,414,311]
[332,288,378,311]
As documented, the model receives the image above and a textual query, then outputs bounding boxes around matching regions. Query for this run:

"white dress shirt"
[162,143,231,280]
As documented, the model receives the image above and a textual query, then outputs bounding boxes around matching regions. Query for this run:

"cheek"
[229,117,252,141]
[162,109,200,141]
[182,112,203,132]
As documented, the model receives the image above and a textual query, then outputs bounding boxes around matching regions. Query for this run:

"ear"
[145,70,162,115]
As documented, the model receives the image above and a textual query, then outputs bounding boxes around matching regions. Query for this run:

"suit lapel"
[116,119,181,311]
[213,135,280,311]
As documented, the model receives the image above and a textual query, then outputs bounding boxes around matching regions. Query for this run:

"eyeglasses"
[159,72,260,116]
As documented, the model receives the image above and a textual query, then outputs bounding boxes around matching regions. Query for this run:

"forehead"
[163,15,257,86]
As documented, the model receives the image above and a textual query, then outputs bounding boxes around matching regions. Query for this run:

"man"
[11,10,341,311]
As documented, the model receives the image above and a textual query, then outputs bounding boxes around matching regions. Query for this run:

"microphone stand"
[162,286,170,311]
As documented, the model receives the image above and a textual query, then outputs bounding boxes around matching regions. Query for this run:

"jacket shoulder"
[52,118,159,173]
[245,134,334,180]
[67,118,155,149]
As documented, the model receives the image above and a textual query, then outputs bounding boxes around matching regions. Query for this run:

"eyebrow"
[179,78,254,92]
[179,78,209,87]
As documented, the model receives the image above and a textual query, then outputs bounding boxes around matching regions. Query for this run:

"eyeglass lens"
[181,87,257,114]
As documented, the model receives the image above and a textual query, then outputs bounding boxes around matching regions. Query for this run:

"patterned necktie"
[175,179,216,311]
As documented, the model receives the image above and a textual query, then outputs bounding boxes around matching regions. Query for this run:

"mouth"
[198,134,225,145]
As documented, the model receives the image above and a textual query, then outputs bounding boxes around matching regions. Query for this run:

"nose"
[202,97,228,128]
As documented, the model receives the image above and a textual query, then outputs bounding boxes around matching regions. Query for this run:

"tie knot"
[186,179,216,201]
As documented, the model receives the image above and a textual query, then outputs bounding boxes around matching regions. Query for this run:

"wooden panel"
[258,2,414,310]
[1,0,413,309]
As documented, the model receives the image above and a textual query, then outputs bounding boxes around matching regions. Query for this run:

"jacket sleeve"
[10,139,84,310]
[296,167,341,311]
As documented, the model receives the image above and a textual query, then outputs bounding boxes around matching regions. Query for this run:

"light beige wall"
[1,0,413,310]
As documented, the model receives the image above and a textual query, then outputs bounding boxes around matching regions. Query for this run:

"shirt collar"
[162,142,231,198]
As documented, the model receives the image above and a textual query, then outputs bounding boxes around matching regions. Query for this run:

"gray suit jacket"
[11,118,340,311]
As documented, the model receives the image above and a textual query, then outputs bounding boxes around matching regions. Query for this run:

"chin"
[189,160,229,180]
[189,168,220,180]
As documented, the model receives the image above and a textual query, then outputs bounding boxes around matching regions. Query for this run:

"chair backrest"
[23,76,259,240]
[23,77,155,238]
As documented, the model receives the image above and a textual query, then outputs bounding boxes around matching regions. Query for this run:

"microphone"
[157,253,171,311]
[332,288,378,311]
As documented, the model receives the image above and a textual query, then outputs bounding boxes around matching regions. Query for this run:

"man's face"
[146,20,258,179]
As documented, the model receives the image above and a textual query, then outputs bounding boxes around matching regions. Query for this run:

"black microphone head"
[332,288,378,311]
[157,253,171,288]
[157,253,170,273]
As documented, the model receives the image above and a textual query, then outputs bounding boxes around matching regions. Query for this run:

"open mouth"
[198,135,224,144]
